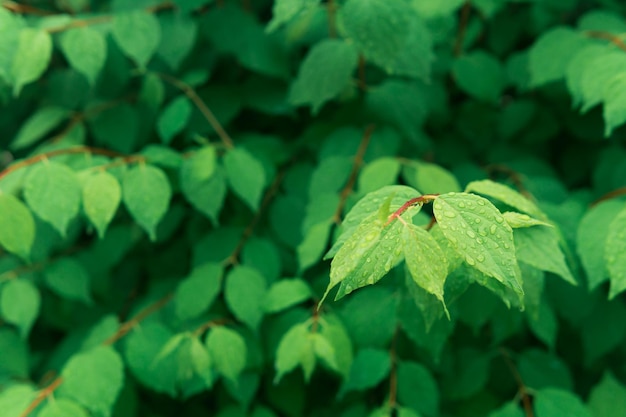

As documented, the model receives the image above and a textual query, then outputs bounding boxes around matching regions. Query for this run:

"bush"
[1,0,626,416]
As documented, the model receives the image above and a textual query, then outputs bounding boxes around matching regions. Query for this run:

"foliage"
[1,0,626,417]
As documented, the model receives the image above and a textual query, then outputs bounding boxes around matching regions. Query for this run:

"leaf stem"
[591,186,626,207]
[385,194,439,226]
[454,1,473,56]
[326,0,337,38]
[19,377,64,417]
[2,1,54,15]
[585,30,626,53]
[499,347,534,417]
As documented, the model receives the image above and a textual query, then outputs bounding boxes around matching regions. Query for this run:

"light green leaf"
[566,44,609,107]
[528,27,587,87]
[488,402,524,417]
[605,206,626,299]
[180,148,225,225]
[338,0,411,71]
[60,27,106,85]
[465,179,544,219]
[59,346,124,417]
[403,223,449,312]
[319,316,353,377]
[414,161,462,195]
[122,164,172,240]
[157,96,192,144]
[0,384,36,417]
[527,300,558,349]
[297,221,332,273]
[503,212,552,228]
[433,192,522,293]
[452,50,506,102]
[514,226,576,285]
[224,266,267,331]
[603,73,626,137]
[24,161,81,236]
[44,258,91,304]
[388,15,433,81]
[187,336,214,389]
[157,12,197,70]
[224,147,266,211]
[288,39,358,114]
[580,50,626,114]
[174,263,222,321]
[11,107,69,150]
[0,194,35,260]
[0,279,40,338]
[358,157,401,194]
[311,332,338,371]
[266,0,320,32]
[339,348,390,397]
[11,28,52,96]
[308,156,352,199]
[82,171,121,238]
[397,361,439,417]
[587,372,626,417]
[111,10,161,67]
[206,326,247,384]
[39,399,89,417]
[274,322,312,383]
[264,279,312,313]
[534,388,591,417]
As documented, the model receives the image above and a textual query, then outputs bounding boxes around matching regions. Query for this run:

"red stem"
[384,194,439,226]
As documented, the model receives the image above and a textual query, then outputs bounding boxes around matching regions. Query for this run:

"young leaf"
[11,107,69,150]
[59,346,124,417]
[224,147,266,211]
[224,266,267,331]
[605,206,626,299]
[206,326,247,384]
[174,263,223,321]
[264,279,312,314]
[122,164,172,240]
[0,384,36,417]
[358,157,401,194]
[157,96,192,144]
[23,161,81,236]
[603,73,626,137]
[339,348,390,397]
[452,50,506,102]
[402,223,449,312]
[288,39,358,114]
[180,153,226,225]
[433,193,522,294]
[11,28,52,96]
[465,179,544,219]
[82,171,121,238]
[0,194,35,260]
[533,388,591,417]
[528,27,586,87]
[111,11,161,67]
[274,322,312,383]
[44,258,92,304]
[297,221,332,273]
[0,279,40,339]
[60,27,107,85]
[157,12,197,70]
[38,399,89,417]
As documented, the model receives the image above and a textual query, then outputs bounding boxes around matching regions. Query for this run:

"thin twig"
[19,377,64,417]
[590,186,626,207]
[193,317,230,336]
[499,347,534,417]
[454,1,472,56]
[156,72,234,149]
[585,30,626,53]
[3,1,54,15]
[326,0,337,38]
[333,124,376,224]
[485,164,534,200]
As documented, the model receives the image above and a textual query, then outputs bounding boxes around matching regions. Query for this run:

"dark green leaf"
[224,266,267,331]
[339,348,390,397]
[174,262,222,321]
[224,148,266,211]
[38,399,89,417]
[0,194,35,260]
[157,96,192,144]
[0,279,40,338]
[397,361,439,417]
[453,51,506,102]
[587,372,626,417]
[44,258,91,303]
[534,388,591,417]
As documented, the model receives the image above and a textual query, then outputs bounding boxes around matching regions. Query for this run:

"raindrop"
[474,218,481,224]
[495,216,504,223]
[366,257,372,263]
[477,254,485,262]
[478,228,488,237]
[503,243,510,249]
[465,255,476,266]
[458,202,466,208]
[477,199,485,206]
[478,208,486,214]
[345,285,353,294]
[490,225,497,234]
[466,230,476,238]
[476,238,484,244]
[367,276,375,285]
[444,211,456,218]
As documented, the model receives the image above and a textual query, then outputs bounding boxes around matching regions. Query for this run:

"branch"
[326,0,337,38]
[333,124,376,224]
[485,164,534,200]
[193,317,230,336]
[19,377,64,417]
[585,30,626,53]
[357,55,367,91]
[384,194,439,226]
[454,1,472,56]
[156,72,235,149]
[591,186,626,207]
[2,1,53,15]
[499,347,534,417]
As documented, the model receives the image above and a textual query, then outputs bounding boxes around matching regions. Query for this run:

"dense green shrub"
[1,0,626,416]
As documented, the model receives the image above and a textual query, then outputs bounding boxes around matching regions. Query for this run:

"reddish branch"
[326,0,337,38]
[499,348,534,417]
[156,72,234,150]
[384,194,439,226]
[591,186,626,207]
[585,31,626,53]
[19,377,64,417]
[2,1,53,15]
[333,124,376,224]
[454,1,473,56]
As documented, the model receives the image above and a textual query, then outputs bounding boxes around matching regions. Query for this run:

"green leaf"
[0,384,36,417]
[414,162,462,195]
[565,44,609,107]
[397,361,439,417]
[187,336,214,390]
[514,226,576,285]
[39,399,89,417]
[157,96,192,144]
[308,156,353,199]
[122,164,172,240]
[82,171,121,238]
[528,27,587,87]
[319,317,352,377]
[11,107,69,150]
[180,149,225,225]
[224,266,267,331]
[59,346,124,417]
[274,321,313,383]
[339,348,390,397]
[0,194,35,260]
[266,0,320,32]
[288,39,358,114]
[0,279,40,338]
[174,263,223,321]
[603,73,626,137]
[488,402,524,417]
[224,147,266,211]
[403,223,448,311]
[11,28,52,96]
[587,372,626,417]
[411,0,464,18]
[579,50,626,114]
[534,388,591,417]
[465,179,544,219]
[44,258,92,304]
[527,300,558,349]
[23,161,81,236]
[503,212,552,228]
[606,206,626,298]
[452,50,506,102]
[433,192,522,293]
[388,15,433,81]
[111,11,161,67]
[206,326,247,384]
[358,157,401,194]
[338,0,411,71]
[157,12,197,70]
[264,279,312,313]
[60,27,107,85]
[297,221,332,273]
[0,328,29,378]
